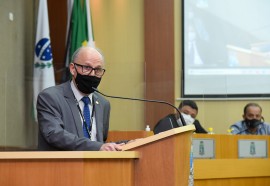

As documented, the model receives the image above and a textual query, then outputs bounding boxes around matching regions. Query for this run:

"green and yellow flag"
[63,0,95,82]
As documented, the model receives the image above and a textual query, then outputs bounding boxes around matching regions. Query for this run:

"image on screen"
[182,0,270,98]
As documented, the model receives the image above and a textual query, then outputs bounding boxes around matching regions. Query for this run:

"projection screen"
[182,0,270,98]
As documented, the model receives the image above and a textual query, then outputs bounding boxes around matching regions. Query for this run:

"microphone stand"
[92,87,186,126]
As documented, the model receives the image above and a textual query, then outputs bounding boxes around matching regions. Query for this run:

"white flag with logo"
[33,0,55,121]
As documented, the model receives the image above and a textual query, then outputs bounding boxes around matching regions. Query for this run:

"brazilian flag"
[62,0,95,82]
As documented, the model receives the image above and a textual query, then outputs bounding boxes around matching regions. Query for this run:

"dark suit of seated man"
[154,100,207,134]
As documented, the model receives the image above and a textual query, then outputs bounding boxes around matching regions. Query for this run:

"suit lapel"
[63,82,84,138]
[93,93,103,141]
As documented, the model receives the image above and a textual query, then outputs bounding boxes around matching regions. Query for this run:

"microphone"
[92,87,186,126]
[235,128,248,134]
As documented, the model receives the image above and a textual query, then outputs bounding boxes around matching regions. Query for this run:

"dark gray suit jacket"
[37,81,110,151]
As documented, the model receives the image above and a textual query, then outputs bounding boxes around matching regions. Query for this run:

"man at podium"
[230,102,270,135]
[37,47,124,151]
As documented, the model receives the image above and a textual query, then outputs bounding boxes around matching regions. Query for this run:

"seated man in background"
[230,103,270,135]
[153,100,208,134]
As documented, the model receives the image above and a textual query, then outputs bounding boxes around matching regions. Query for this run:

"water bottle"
[227,128,233,135]
[208,127,214,134]
[145,125,151,131]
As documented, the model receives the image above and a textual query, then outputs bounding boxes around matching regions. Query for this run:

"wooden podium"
[0,151,139,186]
[123,125,195,186]
[0,125,194,186]
[193,134,270,186]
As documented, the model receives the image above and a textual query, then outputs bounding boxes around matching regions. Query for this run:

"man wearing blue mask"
[37,46,124,151]
[230,103,270,135]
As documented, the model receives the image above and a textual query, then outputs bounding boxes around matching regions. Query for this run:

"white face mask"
[178,113,195,125]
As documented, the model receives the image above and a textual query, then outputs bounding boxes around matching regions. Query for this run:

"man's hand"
[99,142,125,151]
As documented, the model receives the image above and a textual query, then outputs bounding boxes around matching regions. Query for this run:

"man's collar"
[70,80,93,102]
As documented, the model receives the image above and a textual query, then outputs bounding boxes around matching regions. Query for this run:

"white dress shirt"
[70,80,97,141]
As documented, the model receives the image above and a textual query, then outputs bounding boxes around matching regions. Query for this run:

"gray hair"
[71,46,105,64]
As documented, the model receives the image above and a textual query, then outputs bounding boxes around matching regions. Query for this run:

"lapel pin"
[95,100,99,105]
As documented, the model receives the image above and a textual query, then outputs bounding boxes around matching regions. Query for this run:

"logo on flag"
[33,0,55,121]
[34,38,53,69]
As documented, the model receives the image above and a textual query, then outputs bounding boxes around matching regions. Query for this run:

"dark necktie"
[82,96,91,138]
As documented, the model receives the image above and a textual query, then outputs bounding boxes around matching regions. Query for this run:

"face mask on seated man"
[178,113,195,125]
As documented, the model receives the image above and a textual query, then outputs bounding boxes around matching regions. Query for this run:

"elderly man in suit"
[37,46,123,151]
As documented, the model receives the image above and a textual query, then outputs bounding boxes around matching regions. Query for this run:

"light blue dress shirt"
[230,121,270,135]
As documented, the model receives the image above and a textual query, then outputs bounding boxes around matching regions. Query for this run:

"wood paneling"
[107,131,153,142]
[144,0,175,128]
[0,151,138,186]
[194,159,270,186]
[123,125,195,186]
[47,0,67,84]
[194,134,270,158]
[193,134,270,186]
[104,131,270,186]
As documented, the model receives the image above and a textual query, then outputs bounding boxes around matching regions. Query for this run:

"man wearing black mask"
[230,103,270,135]
[37,46,124,151]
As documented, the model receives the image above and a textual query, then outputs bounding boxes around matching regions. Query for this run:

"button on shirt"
[71,81,97,141]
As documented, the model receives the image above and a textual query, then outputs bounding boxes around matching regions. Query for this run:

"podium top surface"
[122,125,195,151]
[0,151,139,159]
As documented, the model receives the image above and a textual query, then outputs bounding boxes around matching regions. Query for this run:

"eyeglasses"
[73,63,106,77]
